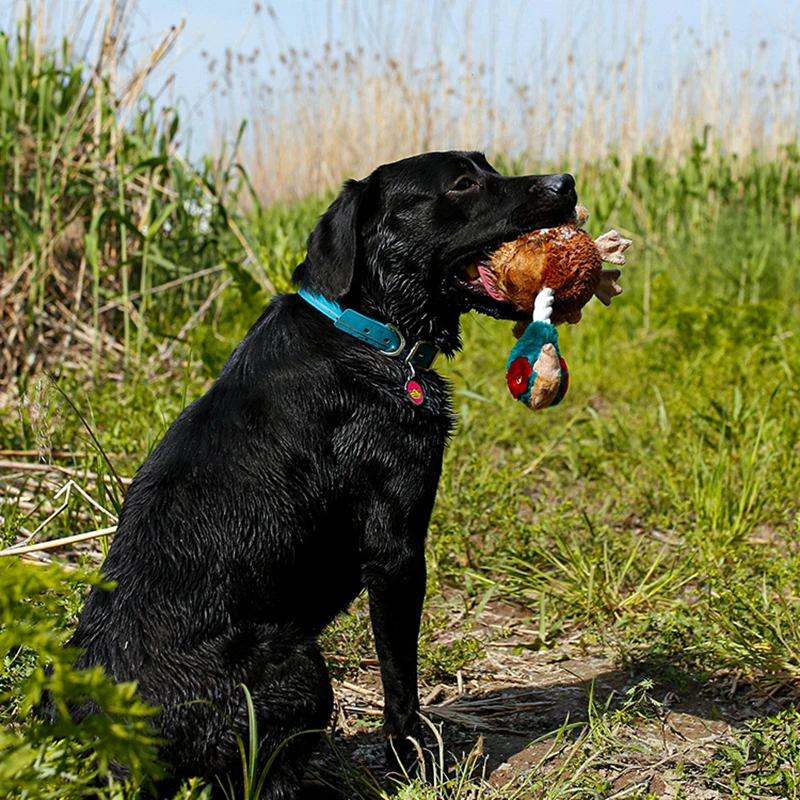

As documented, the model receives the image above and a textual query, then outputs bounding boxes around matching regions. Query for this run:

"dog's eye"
[449,176,479,193]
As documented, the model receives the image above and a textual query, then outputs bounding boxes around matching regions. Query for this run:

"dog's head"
[293,151,577,355]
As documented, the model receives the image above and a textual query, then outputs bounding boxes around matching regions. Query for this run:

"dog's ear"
[293,179,365,299]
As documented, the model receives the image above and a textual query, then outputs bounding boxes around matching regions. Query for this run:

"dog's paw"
[385,730,434,780]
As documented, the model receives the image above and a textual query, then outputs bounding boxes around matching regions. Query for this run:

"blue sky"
[129,0,797,142]
[3,0,798,147]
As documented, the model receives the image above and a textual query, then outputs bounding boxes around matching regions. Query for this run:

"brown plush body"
[489,226,602,323]
[481,207,631,326]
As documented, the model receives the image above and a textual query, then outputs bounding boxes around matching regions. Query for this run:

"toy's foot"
[594,230,632,266]
[594,269,623,306]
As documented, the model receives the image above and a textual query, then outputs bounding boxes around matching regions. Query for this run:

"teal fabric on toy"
[505,321,569,411]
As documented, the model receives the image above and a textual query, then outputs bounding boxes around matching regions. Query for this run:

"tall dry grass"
[1,0,179,381]
[210,1,800,203]
[0,0,255,395]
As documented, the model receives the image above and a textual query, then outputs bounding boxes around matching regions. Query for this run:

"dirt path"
[324,598,784,798]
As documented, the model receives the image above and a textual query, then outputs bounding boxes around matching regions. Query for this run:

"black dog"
[63,151,576,797]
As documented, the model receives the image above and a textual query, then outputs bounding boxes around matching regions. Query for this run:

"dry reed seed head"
[19,377,64,463]
[210,3,799,204]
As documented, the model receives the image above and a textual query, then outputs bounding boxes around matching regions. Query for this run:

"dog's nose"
[539,173,576,195]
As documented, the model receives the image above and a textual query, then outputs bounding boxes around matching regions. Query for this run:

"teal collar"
[298,288,440,370]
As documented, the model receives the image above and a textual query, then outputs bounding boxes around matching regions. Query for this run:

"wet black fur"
[56,152,576,798]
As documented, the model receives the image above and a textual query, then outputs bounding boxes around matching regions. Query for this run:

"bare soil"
[322,596,785,798]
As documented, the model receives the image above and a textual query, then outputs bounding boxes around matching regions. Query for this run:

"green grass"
[3,12,800,795]
[4,147,800,795]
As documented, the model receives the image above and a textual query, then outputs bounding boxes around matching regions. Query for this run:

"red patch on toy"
[506,357,533,400]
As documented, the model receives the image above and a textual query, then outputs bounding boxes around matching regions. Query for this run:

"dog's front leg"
[365,550,426,775]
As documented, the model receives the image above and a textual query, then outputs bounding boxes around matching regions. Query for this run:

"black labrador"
[62,151,576,798]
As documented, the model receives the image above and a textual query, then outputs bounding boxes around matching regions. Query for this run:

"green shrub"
[0,560,162,799]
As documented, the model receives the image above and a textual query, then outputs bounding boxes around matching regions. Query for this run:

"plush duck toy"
[488,206,632,410]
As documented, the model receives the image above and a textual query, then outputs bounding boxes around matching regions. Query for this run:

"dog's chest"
[331,373,452,487]
[384,367,455,431]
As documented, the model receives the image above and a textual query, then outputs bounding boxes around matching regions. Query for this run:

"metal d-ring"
[382,324,406,357]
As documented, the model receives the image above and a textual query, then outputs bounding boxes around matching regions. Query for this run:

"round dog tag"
[406,380,425,405]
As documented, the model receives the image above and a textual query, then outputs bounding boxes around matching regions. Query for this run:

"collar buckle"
[404,340,439,370]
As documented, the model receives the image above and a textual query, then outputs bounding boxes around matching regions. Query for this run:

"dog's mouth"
[455,257,505,301]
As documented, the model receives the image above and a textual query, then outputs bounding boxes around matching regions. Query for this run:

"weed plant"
[0,560,162,798]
